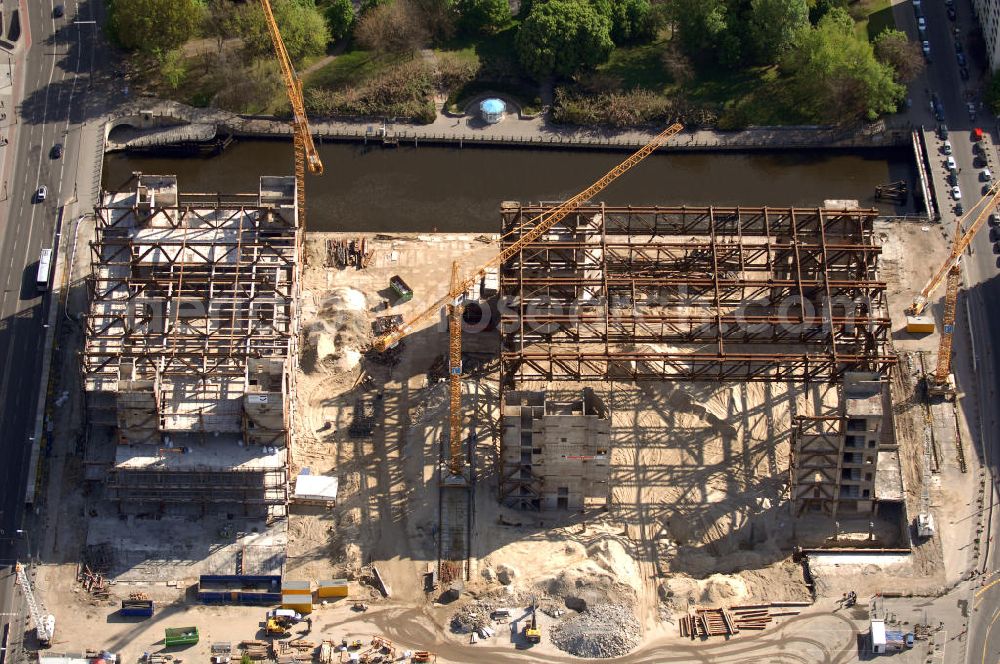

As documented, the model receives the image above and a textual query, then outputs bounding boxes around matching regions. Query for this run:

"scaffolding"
[499,204,895,385]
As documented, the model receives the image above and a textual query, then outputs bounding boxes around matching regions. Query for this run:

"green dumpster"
[389,275,413,303]
[164,626,200,647]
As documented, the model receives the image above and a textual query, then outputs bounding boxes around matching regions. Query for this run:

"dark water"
[103,140,915,232]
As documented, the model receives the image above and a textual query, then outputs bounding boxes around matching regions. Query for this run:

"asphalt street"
[0,0,105,656]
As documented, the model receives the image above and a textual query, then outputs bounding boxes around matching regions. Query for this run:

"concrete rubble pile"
[550,602,642,658]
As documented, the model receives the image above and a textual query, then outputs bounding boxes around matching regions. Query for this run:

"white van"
[266,609,301,622]
[36,248,52,292]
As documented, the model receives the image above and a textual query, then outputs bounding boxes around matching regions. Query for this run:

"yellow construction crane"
[906,179,1000,395]
[260,0,323,228]
[375,123,684,479]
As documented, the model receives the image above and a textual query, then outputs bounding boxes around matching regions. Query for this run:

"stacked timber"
[678,602,807,639]
[239,640,269,660]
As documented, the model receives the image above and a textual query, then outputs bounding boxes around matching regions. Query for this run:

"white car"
[913,0,921,6]
[982,168,993,182]
[918,17,926,29]
[922,40,931,57]
[952,185,962,199]
[942,140,952,155]
[946,156,957,171]
[35,185,46,202]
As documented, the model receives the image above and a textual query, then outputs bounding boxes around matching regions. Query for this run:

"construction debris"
[550,603,641,658]
[326,237,373,270]
[679,602,805,638]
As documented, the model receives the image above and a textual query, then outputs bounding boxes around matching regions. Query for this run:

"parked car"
[982,168,992,182]
[918,17,926,29]
[948,6,957,20]
[968,101,976,120]
[938,123,949,140]
[990,228,1000,242]
[956,202,965,215]
[960,66,970,80]
[913,0,921,7]
[942,140,952,155]
[946,156,957,171]
[952,185,962,200]
[948,171,959,185]
[955,40,964,53]
[957,52,967,67]
[919,26,928,40]
[989,213,999,226]
[934,102,945,121]
[922,40,931,58]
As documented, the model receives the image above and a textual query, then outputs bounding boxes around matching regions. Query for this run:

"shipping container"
[281,594,313,614]
[389,275,413,303]
[281,580,312,595]
[317,579,349,598]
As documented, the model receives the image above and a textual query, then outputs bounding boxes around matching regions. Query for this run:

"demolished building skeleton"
[83,174,300,516]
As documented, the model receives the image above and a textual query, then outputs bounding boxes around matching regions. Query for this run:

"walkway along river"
[103,140,917,233]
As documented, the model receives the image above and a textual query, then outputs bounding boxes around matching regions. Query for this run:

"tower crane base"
[926,373,956,399]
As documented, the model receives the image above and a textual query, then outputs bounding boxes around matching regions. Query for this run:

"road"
[0,0,106,657]
[904,0,1000,662]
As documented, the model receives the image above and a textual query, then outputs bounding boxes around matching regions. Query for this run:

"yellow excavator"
[524,600,541,644]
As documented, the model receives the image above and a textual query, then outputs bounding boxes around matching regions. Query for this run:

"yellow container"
[281,594,313,614]
[905,315,935,334]
[317,579,349,598]
[282,580,312,595]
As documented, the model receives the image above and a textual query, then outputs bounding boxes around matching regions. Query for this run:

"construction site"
[11,7,993,658]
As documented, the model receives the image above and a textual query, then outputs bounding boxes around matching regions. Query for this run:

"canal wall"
[105,100,912,153]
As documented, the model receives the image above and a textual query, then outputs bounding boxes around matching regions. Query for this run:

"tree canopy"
[354,0,430,53]
[782,8,903,122]
[108,0,204,54]
[589,0,653,44]
[457,0,510,34]
[873,28,925,83]
[234,0,330,63]
[515,0,614,80]
[748,0,808,62]
[323,0,355,41]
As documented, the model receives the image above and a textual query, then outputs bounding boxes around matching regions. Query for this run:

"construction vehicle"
[266,617,291,636]
[259,0,323,229]
[906,180,1000,396]
[371,123,684,480]
[523,601,541,644]
[410,652,436,663]
[14,562,54,646]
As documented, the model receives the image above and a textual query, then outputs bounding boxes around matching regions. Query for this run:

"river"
[103,140,916,232]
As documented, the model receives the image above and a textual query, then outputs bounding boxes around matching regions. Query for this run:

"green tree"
[324,0,355,41]
[782,8,903,123]
[108,0,204,54]
[590,0,652,44]
[873,28,925,83]
[159,49,187,89]
[515,0,613,79]
[235,0,331,63]
[671,0,729,56]
[748,0,807,63]
[457,0,510,33]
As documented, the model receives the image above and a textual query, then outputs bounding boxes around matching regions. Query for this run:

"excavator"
[523,600,541,644]
[258,0,323,229]
[369,123,684,482]
[905,179,1000,397]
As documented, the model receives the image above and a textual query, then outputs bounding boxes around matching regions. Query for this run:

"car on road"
[968,102,976,120]
[49,144,62,159]
[53,4,64,17]
[938,123,949,140]
[960,66,970,80]
[952,185,962,199]
[922,40,931,58]
[942,140,952,155]
[35,185,46,203]
[957,52,967,67]
[946,156,957,171]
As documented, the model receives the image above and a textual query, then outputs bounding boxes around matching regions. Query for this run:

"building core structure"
[83,174,299,517]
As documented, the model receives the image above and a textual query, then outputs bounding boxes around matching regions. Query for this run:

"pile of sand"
[302,288,369,373]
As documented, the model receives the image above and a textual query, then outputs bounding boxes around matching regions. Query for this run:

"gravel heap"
[550,603,641,658]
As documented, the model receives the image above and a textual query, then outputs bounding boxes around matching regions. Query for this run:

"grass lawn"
[303,50,408,91]
[850,0,896,41]
[597,40,670,92]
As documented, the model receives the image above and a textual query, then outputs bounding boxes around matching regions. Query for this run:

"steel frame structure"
[83,191,297,388]
[499,204,896,385]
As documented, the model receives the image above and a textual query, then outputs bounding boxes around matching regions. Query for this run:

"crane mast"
[15,562,54,645]
[372,123,684,354]
[447,262,465,478]
[259,0,323,229]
